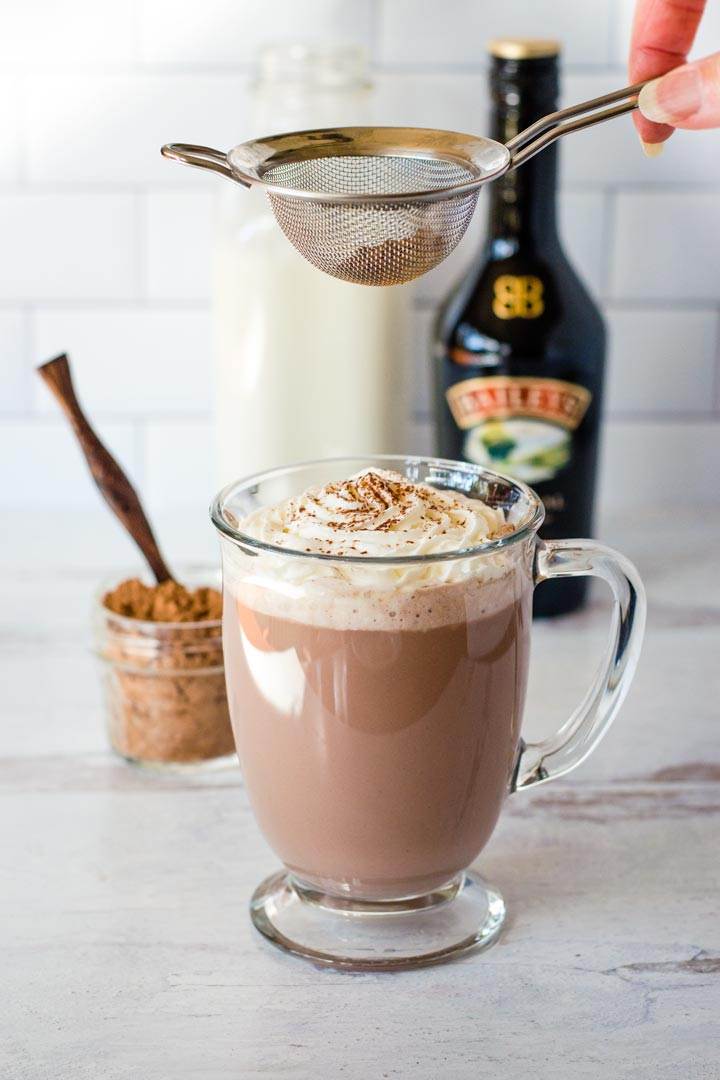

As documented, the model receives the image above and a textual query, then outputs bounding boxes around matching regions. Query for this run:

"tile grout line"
[412,407,720,424]
[0,410,211,424]
[414,296,717,313]
[2,60,625,77]
[0,299,211,311]
[0,183,213,194]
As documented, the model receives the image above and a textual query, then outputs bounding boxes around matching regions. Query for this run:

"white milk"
[211,45,413,487]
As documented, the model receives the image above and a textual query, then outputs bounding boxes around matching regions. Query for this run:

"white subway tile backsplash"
[0,419,137,508]
[560,191,606,298]
[0,311,28,414]
[375,70,720,190]
[6,414,717,511]
[411,307,720,455]
[0,0,718,514]
[610,192,720,302]
[606,308,718,414]
[33,307,212,416]
[0,194,137,301]
[407,304,720,423]
[142,418,214,514]
[0,79,22,184]
[140,0,375,65]
[599,419,720,506]
[379,0,612,66]
[25,75,250,186]
[144,191,214,300]
[145,411,435,516]
[562,74,720,187]
[375,73,487,133]
[2,0,138,69]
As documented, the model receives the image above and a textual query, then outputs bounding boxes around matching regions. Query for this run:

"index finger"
[629,0,707,143]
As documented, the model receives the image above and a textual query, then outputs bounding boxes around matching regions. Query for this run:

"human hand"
[629,0,718,154]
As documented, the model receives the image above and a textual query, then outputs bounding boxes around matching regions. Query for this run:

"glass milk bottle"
[213,44,412,486]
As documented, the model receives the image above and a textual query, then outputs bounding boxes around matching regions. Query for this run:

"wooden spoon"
[37,353,174,584]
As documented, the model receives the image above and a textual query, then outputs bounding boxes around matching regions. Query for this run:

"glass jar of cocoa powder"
[94,568,236,770]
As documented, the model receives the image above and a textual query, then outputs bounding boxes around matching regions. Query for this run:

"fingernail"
[640,139,664,158]
[639,67,702,124]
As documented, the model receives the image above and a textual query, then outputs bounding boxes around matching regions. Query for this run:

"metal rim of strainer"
[225,127,511,204]
[162,82,647,207]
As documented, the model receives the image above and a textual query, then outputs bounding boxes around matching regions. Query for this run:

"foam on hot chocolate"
[226,469,529,631]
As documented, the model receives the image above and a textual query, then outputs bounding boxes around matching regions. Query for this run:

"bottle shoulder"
[435,241,605,366]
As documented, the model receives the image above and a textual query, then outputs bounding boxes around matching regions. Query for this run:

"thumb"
[638,52,720,130]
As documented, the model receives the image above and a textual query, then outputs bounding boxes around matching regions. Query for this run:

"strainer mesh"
[262,155,479,286]
[263,155,474,194]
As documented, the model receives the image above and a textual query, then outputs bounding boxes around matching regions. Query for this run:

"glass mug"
[212,457,645,970]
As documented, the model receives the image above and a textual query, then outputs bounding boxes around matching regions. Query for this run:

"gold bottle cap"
[487,38,561,60]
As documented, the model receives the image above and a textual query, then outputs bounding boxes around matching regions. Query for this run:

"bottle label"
[446,375,591,484]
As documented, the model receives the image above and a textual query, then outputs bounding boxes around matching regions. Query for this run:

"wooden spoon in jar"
[37,353,174,584]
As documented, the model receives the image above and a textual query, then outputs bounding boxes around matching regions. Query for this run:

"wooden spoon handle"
[38,354,173,584]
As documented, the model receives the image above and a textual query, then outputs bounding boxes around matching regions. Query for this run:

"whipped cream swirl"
[241,468,508,559]
[228,470,525,625]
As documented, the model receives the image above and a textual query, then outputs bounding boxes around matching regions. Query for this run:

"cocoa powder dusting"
[335,230,446,285]
[490,523,516,539]
[100,578,234,766]
[270,468,518,557]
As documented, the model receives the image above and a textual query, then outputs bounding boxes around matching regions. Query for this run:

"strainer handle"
[506,81,648,168]
[160,144,250,187]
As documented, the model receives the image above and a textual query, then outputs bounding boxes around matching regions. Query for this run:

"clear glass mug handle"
[513,539,646,791]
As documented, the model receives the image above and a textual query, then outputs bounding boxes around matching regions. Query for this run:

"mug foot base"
[250,869,505,971]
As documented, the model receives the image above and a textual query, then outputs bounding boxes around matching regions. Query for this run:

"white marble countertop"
[2,508,719,1079]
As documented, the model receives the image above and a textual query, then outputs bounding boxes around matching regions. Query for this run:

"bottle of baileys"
[433,39,606,617]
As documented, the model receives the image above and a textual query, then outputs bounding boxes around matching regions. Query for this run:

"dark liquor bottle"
[434,38,606,617]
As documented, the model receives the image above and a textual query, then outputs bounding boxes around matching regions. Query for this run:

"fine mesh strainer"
[162,82,645,287]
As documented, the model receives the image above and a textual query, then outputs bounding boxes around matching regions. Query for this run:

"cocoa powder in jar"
[99,578,234,766]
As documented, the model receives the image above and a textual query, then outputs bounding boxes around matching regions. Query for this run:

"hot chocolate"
[222,469,533,899]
